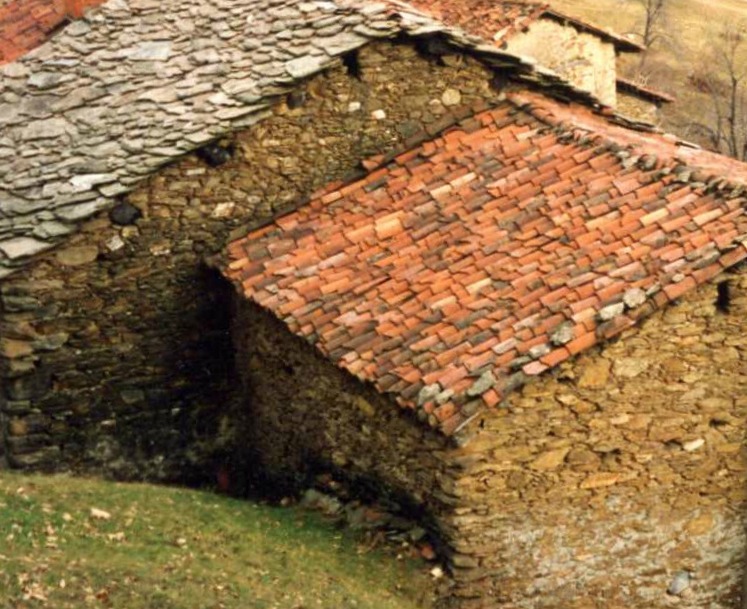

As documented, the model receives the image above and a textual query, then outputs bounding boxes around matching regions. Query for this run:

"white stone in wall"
[0,237,52,259]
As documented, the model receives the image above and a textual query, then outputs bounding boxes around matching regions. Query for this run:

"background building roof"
[404,0,643,52]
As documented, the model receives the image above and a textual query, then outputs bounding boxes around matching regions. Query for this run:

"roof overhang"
[617,76,676,105]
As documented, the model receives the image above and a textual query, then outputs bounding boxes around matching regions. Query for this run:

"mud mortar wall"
[505,18,617,108]
[0,41,499,477]
[446,268,747,609]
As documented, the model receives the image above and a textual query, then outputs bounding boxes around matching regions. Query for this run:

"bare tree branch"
[686,21,747,160]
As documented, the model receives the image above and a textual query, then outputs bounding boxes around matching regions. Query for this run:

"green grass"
[0,473,435,609]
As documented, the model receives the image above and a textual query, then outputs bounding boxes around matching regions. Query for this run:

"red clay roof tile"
[0,0,106,64]
[224,92,747,433]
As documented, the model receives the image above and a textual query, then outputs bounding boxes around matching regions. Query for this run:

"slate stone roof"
[406,0,643,52]
[0,0,607,279]
[224,91,747,435]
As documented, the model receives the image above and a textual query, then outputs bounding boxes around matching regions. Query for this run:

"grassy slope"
[551,0,747,147]
[0,473,435,609]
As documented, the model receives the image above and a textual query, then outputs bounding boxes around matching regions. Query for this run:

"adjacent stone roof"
[406,0,643,52]
[0,0,609,279]
[224,91,747,435]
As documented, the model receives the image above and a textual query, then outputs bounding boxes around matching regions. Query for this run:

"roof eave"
[616,77,676,104]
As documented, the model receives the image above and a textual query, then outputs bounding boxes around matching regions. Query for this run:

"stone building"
[408,0,674,122]
[0,0,612,475]
[221,91,747,608]
[1,0,745,606]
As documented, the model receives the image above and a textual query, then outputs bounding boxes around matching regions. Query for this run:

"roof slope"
[224,91,747,435]
[0,0,602,278]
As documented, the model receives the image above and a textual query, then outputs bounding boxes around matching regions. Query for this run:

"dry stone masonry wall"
[227,261,747,609]
[230,301,456,504]
[0,41,501,474]
[617,89,662,125]
[444,267,747,609]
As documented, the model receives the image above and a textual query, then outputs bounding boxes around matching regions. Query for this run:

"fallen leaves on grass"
[89,508,111,521]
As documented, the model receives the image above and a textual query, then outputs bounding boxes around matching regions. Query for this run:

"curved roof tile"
[224,92,747,435]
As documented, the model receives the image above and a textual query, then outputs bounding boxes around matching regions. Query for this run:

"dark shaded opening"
[342,51,362,79]
[411,35,449,66]
[716,281,731,313]
[287,90,306,109]
[196,142,235,167]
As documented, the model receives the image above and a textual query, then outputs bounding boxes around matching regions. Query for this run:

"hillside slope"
[552,0,747,153]
[0,473,435,609]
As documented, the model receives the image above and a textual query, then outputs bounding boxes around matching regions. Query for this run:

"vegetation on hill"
[552,0,747,159]
[0,473,435,609]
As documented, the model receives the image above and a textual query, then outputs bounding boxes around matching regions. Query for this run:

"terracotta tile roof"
[0,0,68,64]
[403,0,643,52]
[224,91,747,435]
[0,0,103,65]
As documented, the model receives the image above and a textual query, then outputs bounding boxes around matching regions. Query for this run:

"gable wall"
[504,17,617,107]
[0,41,499,477]
[445,266,747,608]
[229,300,455,504]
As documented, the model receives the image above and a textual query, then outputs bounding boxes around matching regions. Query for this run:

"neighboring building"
[407,0,674,122]
[222,92,747,607]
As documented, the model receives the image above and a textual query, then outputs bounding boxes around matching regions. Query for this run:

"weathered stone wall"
[227,266,747,608]
[617,89,661,124]
[0,41,499,476]
[229,300,455,507]
[445,267,747,608]
[505,18,617,107]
